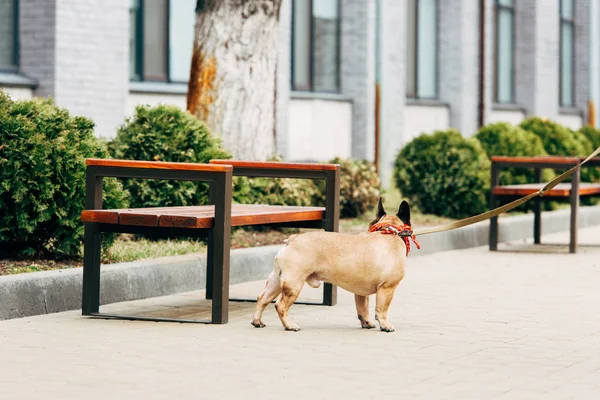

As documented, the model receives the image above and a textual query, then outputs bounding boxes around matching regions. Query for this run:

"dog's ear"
[376,197,386,219]
[397,200,411,226]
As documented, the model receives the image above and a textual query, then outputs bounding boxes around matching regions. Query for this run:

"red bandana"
[368,222,421,256]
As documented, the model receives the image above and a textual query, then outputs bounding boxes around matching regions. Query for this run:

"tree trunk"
[187,0,282,160]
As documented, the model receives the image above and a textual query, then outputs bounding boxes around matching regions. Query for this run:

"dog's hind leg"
[275,279,304,331]
[375,286,397,332]
[251,269,281,328]
[355,295,376,329]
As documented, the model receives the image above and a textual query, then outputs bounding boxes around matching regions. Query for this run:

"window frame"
[406,0,439,100]
[493,0,516,104]
[131,0,192,84]
[1,0,19,72]
[290,0,342,93]
[559,0,575,107]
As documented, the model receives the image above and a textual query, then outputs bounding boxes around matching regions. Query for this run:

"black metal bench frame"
[489,157,600,254]
[82,160,340,324]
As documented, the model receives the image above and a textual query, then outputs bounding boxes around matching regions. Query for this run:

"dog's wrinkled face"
[369,197,411,229]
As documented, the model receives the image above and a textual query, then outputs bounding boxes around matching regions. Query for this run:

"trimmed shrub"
[108,104,230,208]
[519,117,598,182]
[519,117,586,156]
[0,91,128,259]
[579,125,600,150]
[475,122,555,185]
[233,176,321,208]
[393,129,490,219]
[313,157,381,218]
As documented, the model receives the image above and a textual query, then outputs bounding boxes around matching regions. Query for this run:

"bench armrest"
[490,156,580,169]
[87,158,232,172]
[209,159,340,231]
[84,158,233,212]
[209,159,339,179]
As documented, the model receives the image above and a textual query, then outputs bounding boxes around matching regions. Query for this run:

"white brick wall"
[54,0,128,138]
[516,0,560,119]
[377,0,406,186]
[404,104,450,143]
[19,0,57,97]
[340,0,376,161]
[287,98,352,161]
[575,0,590,121]
[438,0,489,137]
[1,86,33,100]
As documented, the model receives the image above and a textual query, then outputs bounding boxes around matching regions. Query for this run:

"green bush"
[519,117,586,156]
[108,104,230,208]
[519,117,598,182]
[233,175,321,207]
[475,122,555,185]
[393,129,490,219]
[0,91,128,259]
[579,125,600,150]
[314,157,381,218]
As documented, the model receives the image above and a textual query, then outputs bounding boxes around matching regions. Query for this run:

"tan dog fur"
[251,198,412,332]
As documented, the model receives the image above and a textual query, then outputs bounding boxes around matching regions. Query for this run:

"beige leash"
[414,145,600,236]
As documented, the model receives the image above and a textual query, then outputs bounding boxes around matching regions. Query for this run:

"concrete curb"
[2,206,600,320]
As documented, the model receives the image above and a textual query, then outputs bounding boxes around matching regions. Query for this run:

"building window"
[130,0,196,83]
[291,0,341,93]
[494,0,515,104]
[0,0,18,71]
[560,0,575,107]
[406,0,438,99]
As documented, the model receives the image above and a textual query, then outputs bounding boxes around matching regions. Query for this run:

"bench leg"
[209,224,230,324]
[323,283,337,306]
[210,174,232,324]
[489,165,499,251]
[82,223,101,315]
[205,231,214,300]
[570,172,580,254]
[489,196,499,251]
[533,198,542,244]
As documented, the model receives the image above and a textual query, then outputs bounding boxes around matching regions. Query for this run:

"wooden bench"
[80,158,340,324]
[489,156,600,253]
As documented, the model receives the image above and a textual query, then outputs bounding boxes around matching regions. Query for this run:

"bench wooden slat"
[210,159,339,171]
[492,183,600,197]
[86,158,232,172]
[490,156,580,165]
[80,210,119,224]
[81,204,325,228]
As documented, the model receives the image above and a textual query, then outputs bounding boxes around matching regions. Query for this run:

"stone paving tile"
[1,227,600,399]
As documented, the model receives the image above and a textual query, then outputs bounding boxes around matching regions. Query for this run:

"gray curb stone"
[2,206,599,321]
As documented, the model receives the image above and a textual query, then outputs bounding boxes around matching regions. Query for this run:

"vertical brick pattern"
[340,0,376,161]
[275,0,291,159]
[377,0,406,187]
[438,0,482,137]
[515,0,560,119]
[0,0,15,66]
[54,0,128,138]
[19,0,57,97]
[575,0,590,121]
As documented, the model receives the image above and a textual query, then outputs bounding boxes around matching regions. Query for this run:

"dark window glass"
[291,0,341,92]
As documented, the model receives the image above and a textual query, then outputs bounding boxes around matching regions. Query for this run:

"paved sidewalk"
[2,227,600,400]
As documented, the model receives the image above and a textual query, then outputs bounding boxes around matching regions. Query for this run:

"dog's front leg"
[375,286,397,332]
[355,295,376,329]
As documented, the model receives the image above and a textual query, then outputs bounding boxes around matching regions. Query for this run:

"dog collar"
[368,222,421,256]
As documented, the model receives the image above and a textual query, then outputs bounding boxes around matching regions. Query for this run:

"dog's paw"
[251,320,266,328]
[380,325,395,333]
[284,323,301,332]
[360,320,377,329]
